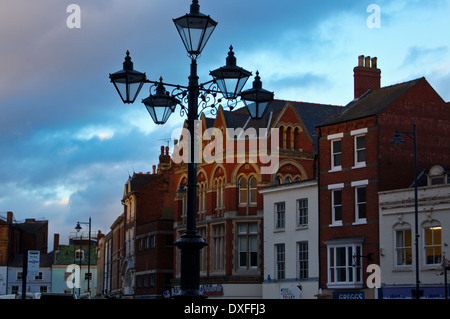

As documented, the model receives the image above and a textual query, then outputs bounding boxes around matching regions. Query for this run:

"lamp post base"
[174,233,208,298]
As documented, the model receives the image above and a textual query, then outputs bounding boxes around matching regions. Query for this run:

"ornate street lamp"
[173,0,217,57]
[210,46,252,100]
[108,0,273,298]
[109,51,146,104]
[391,122,422,299]
[143,78,180,125]
[75,218,92,297]
[241,71,274,119]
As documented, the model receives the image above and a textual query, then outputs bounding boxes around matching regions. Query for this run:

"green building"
[52,235,98,298]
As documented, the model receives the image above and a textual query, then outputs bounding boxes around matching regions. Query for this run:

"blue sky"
[0,0,449,248]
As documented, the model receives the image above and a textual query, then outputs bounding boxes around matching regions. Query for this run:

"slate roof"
[127,173,159,193]
[8,252,54,267]
[54,245,98,265]
[206,99,342,152]
[319,77,424,126]
[14,220,48,234]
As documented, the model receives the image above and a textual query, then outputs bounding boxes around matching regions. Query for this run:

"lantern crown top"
[123,50,133,70]
[226,46,236,67]
[190,0,200,15]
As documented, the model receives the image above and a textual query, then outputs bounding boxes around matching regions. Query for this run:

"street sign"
[27,250,40,277]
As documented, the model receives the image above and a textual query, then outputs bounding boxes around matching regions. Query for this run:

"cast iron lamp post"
[75,217,92,297]
[109,0,273,298]
[391,122,422,299]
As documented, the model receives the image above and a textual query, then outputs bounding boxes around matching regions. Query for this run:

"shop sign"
[280,285,302,299]
[202,284,223,296]
[27,250,40,276]
[333,291,365,299]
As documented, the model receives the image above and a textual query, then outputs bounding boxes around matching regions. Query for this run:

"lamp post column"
[87,217,91,296]
[412,122,420,299]
[174,58,207,298]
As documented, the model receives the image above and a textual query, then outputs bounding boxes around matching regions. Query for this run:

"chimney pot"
[153,165,156,174]
[353,55,381,99]
[7,211,13,224]
[161,146,164,155]
[53,233,60,251]
[358,55,364,67]
[371,57,377,69]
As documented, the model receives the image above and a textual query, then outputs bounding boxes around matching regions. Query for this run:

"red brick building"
[0,211,48,262]
[171,101,341,297]
[97,147,176,298]
[317,55,450,298]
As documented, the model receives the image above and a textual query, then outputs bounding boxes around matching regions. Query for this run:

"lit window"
[424,225,442,265]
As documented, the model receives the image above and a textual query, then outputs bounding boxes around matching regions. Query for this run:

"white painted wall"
[379,183,450,289]
[261,180,319,299]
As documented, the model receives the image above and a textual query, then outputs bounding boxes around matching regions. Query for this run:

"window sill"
[329,222,343,227]
[326,282,363,289]
[352,163,366,170]
[296,225,309,231]
[238,203,257,208]
[328,167,342,173]
[352,219,367,225]
[423,265,443,271]
[393,267,413,272]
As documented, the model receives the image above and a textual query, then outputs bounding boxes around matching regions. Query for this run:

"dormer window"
[427,165,448,186]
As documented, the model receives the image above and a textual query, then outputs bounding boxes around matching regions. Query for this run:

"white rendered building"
[261,179,319,299]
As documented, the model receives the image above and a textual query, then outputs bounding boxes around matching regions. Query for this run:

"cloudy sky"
[0,0,449,248]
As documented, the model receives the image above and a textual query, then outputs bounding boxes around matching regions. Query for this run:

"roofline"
[316,114,378,128]
[317,77,426,128]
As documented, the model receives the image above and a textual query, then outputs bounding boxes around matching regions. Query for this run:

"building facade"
[171,101,340,298]
[52,232,99,297]
[379,165,450,299]
[97,148,175,298]
[261,179,319,299]
[317,55,450,299]
[109,213,125,297]
[0,212,50,296]
[6,253,52,296]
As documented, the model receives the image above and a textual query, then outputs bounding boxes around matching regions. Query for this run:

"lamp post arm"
[395,129,415,136]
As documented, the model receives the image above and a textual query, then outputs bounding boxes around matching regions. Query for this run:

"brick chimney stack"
[53,233,60,251]
[158,145,171,171]
[7,211,13,224]
[354,55,381,99]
